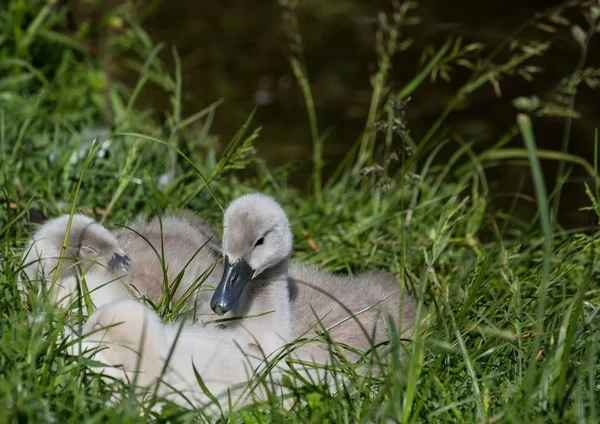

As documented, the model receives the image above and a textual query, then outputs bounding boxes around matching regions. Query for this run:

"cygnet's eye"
[80,245,98,257]
[254,237,264,248]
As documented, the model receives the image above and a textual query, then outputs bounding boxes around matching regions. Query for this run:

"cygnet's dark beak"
[210,256,254,315]
[108,253,131,273]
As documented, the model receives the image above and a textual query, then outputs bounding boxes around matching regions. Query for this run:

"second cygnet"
[209,193,421,363]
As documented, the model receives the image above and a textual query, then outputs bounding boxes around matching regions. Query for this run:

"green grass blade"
[517,113,554,397]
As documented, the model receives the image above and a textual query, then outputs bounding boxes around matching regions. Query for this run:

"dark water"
[74,0,599,228]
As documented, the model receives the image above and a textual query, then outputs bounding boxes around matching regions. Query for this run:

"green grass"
[1,1,600,422]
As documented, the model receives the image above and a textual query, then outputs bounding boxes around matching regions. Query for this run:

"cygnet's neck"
[253,257,289,283]
[232,258,292,353]
[235,258,289,315]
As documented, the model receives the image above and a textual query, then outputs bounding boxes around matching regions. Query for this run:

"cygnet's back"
[288,264,418,361]
[163,324,264,404]
[113,215,222,312]
[81,299,272,414]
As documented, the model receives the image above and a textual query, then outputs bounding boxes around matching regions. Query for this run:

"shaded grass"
[1,1,600,423]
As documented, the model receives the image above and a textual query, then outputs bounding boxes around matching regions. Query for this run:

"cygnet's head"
[210,193,292,315]
[26,214,131,278]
